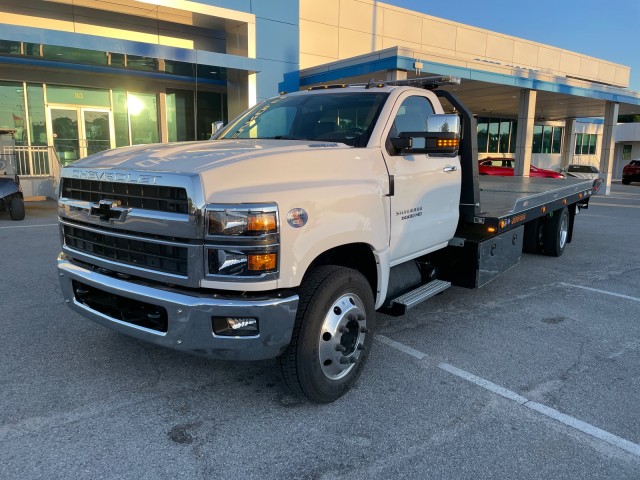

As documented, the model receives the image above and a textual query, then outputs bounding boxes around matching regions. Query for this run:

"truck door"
[381,94,461,264]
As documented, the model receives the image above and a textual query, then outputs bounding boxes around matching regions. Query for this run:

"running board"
[384,279,451,316]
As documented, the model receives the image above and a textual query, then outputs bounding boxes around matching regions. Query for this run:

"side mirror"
[390,137,412,150]
[392,114,461,156]
[427,114,460,135]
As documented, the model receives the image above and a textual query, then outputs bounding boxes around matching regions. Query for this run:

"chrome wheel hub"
[318,293,368,380]
[559,213,568,249]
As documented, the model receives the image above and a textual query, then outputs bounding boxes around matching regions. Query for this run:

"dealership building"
[1,0,639,197]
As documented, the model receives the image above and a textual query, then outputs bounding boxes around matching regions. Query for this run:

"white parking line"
[376,336,640,458]
[588,203,640,209]
[559,282,640,303]
[0,223,58,229]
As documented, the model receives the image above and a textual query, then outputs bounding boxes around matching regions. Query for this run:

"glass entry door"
[48,107,114,165]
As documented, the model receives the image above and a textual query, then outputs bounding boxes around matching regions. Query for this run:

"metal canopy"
[299,50,640,121]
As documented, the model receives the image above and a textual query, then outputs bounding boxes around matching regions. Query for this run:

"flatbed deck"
[460,176,599,233]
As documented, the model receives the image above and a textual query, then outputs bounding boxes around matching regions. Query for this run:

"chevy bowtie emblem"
[89,199,130,222]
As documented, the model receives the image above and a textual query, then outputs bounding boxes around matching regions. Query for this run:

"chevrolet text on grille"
[71,170,161,184]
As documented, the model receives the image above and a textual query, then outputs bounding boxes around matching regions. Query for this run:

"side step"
[386,279,451,316]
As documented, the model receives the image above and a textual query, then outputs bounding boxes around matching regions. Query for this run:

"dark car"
[622,159,640,185]
[478,158,564,178]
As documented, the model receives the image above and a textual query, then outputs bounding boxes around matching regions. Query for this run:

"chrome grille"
[61,178,189,214]
[63,224,188,276]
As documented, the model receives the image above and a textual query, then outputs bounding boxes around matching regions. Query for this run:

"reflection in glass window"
[477,117,489,153]
[167,89,195,142]
[552,127,562,154]
[499,121,510,154]
[128,93,159,145]
[197,91,226,140]
[532,125,543,153]
[113,90,130,148]
[541,126,552,153]
[622,144,632,160]
[588,134,597,155]
[575,134,583,153]
[27,84,46,146]
[0,81,26,146]
[487,119,499,152]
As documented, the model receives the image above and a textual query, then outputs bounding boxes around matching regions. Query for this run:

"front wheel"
[279,266,375,403]
[621,176,631,185]
[8,196,25,221]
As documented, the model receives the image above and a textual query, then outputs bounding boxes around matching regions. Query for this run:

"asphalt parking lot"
[1,183,639,480]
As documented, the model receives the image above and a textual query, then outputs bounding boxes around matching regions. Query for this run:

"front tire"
[621,176,631,185]
[8,196,25,221]
[279,266,375,403]
[542,207,569,257]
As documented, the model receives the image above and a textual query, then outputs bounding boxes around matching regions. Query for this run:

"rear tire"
[522,219,541,253]
[621,177,631,185]
[542,207,569,257]
[279,266,375,403]
[8,196,25,221]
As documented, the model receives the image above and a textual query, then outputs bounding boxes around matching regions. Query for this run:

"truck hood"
[71,140,350,173]
[63,139,383,204]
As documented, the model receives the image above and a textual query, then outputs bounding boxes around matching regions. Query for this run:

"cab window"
[387,96,434,153]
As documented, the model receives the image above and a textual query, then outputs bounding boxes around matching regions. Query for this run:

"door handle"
[443,166,458,173]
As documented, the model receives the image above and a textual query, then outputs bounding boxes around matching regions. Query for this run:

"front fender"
[0,178,21,199]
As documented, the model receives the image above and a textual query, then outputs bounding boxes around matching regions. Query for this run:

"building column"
[514,89,537,177]
[601,101,619,195]
[158,92,168,144]
[561,118,576,168]
[386,70,407,82]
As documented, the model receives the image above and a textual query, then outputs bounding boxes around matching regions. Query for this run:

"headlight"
[204,204,279,279]
[207,205,277,236]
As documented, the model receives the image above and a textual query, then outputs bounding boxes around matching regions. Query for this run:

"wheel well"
[306,243,377,295]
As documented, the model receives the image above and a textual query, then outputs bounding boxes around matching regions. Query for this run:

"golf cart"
[0,128,25,221]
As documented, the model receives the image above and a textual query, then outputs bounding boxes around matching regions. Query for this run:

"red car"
[622,159,640,185]
[478,158,564,178]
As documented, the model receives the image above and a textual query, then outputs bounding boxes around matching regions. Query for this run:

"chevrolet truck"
[56,77,602,403]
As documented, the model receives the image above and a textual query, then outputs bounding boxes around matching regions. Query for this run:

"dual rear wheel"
[523,206,569,257]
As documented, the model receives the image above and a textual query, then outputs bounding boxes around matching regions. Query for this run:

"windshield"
[219,92,389,147]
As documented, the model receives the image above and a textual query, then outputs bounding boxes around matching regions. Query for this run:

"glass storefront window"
[541,126,552,153]
[0,40,21,55]
[575,134,583,154]
[27,84,46,147]
[499,121,510,153]
[588,134,597,154]
[509,122,517,153]
[47,85,110,107]
[532,125,543,153]
[0,81,26,146]
[477,117,488,153]
[552,127,562,154]
[488,119,500,152]
[167,90,195,142]
[128,92,159,145]
[197,91,226,140]
[42,45,108,66]
[112,90,130,148]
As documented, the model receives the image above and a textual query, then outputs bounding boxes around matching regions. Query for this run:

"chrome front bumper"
[57,254,299,360]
